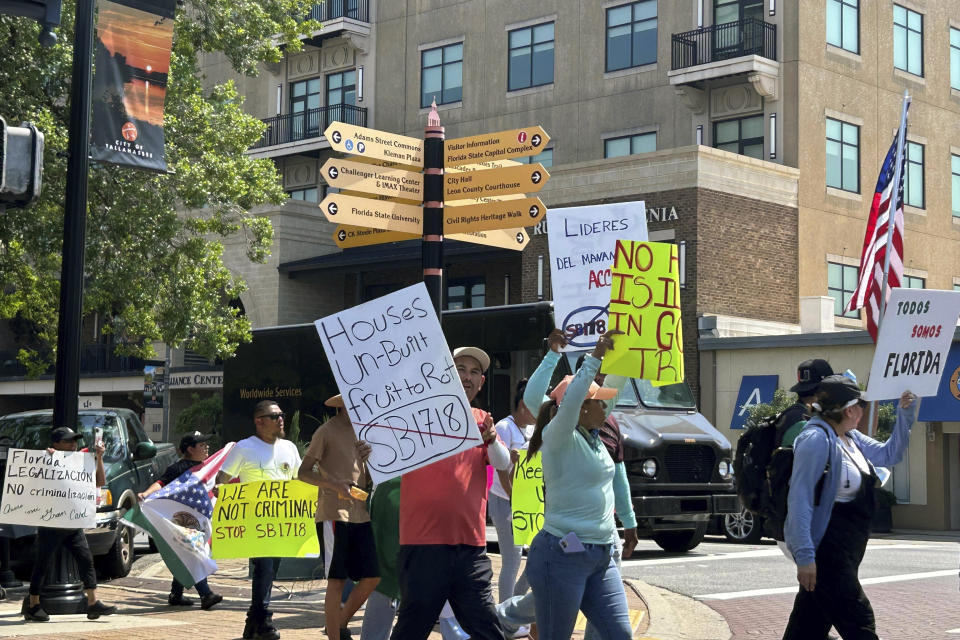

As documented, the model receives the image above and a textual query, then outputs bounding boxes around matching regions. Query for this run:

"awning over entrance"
[280,239,513,274]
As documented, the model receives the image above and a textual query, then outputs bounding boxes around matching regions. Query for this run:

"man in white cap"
[390,346,511,640]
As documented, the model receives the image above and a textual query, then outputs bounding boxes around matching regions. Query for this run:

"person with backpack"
[780,359,835,446]
[782,375,916,640]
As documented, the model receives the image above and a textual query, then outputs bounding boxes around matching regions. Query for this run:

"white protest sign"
[864,289,960,400]
[315,282,482,483]
[0,449,97,528]
[547,201,648,349]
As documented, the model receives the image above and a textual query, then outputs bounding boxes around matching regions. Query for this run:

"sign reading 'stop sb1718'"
[445,126,550,166]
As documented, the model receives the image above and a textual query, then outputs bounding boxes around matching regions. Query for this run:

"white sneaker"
[512,625,531,638]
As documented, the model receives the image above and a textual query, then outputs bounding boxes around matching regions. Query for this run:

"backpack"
[733,406,829,541]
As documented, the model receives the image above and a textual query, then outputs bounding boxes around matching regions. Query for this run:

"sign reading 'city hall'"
[320,120,550,251]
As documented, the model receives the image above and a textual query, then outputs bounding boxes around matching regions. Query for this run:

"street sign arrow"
[321,158,424,200]
[448,228,530,251]
[443,196,546,234]
[445,125,550,166]
[333,224,419,249]
[445,158,522,173]
[319,193,423,234]
[324,121,424,166]
[443,163,549,199]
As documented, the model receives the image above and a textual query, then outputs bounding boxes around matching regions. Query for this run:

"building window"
[825,118,859,193]
[508,22,554,91]
[903,275,925,289]
[828,262,860,318]
[290,77,322,138]
[904,141,924,209]
[446,277,485,310]
[952,154,960,219]
[288,187,319,203]
[604,132,656,158]
[893,5,923,77]
[713,115,764,159]
[605,1,657,72]
[522,147,554,167]
[326,69,356,127]
[826,0,859,53]
[421,43,463,108]
[952,28,960,91]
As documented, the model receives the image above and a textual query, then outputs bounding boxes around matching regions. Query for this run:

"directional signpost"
[445,126,550,167]
[444,197,545,234]
[322,158,424,200]
[320,192,423,235]
[444,163,548,200]
[333,225,418,249]
[324,122,424,167]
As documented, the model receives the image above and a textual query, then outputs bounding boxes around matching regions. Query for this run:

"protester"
[216,400,302,640]
[298,394,379,640]
[780,359,835,446]
[361,477,401,640]
[390,346,511,640]
[23,427,116,622]
[521,329,633,639]
[138,431,223,610]
[488,378,535,603]
[782,376,916,640]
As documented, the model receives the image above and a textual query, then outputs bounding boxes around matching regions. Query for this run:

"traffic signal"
[0,116,44,207]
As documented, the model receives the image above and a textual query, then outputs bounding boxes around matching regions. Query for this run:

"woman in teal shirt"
[523,329,632,640]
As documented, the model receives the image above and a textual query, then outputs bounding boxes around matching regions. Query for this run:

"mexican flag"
[124,443,234,588]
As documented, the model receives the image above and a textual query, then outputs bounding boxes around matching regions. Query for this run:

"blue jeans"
[360,590,397,640]
[249,557,281,623]
[584,536,624,640]
[488,494,524,602]
[171,577,212,598]
[496,591,536,637]
[526,531,631,640]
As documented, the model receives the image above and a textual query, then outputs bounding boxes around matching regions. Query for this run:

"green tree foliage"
[0,1,321,374]
[745,387,797,426]
[174,392,222,447]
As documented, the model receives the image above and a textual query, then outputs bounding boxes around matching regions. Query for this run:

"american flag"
[846,101,911,341]
[152,472,213,519]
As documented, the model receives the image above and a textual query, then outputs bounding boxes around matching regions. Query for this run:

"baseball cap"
[815,374,864,411]
[179,431,212,452]
[790,358,834,394]
[325,394,344,408]
[51,427,84,443]
[549,375,618,406]
[452,346,490,372]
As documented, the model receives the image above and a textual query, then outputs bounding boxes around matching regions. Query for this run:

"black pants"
[391,544,505,640]
[248,557,281,623]
[29,528,97,595]
[783,473,877,640]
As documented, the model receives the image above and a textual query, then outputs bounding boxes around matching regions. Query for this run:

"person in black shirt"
[138,431,223,610]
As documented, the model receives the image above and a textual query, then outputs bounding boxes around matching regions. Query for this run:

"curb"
[626,579,731,640]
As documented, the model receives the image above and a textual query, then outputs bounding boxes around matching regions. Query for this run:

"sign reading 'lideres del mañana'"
[0,449,97,529]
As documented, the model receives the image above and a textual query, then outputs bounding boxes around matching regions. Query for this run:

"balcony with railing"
[0,344,145,380]
[249,103,367,155]
[308,0,369,23]
[668,18,779,98]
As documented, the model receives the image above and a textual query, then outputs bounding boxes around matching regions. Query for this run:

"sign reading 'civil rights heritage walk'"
[324,122,424,167]
[443,197,546,234]
[315,282,482,483]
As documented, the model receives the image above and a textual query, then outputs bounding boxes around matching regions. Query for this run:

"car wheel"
[723,506,764,543]
[652,522,707,553]
[97,515,135,579]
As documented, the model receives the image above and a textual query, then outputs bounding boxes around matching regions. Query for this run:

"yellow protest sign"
[511,452,544,546]
[600,240,684,383]
[211,479,319,559]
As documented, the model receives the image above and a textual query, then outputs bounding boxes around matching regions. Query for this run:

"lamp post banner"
[90,0,177,171]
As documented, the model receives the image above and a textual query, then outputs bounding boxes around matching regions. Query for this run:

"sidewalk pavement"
[0,548,728,640]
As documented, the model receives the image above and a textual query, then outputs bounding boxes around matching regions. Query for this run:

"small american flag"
[847,99,911,342]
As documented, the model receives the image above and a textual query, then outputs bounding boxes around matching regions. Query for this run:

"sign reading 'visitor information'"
[315,283,482,483]
[445,126,550,166]
[0,449,97,528]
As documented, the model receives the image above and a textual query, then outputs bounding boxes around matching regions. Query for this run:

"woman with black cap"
[782,375,916,640]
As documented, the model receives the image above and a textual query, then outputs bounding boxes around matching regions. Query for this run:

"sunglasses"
[257,412,285,421]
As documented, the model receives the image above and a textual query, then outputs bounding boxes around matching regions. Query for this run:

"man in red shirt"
[390,347,511,640]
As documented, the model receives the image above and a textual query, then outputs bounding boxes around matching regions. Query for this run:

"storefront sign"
[865,289,960,400]
[0,449,97,529]
[546,202,648,349]
[730,375,779,430]
[601,241,684,383]
[167,372,224,389]
[315,282,482,483]
[211,479,319,559]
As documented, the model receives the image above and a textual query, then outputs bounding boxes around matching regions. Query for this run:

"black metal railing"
[308,0,369,23]
[251,104,367,150]
[0,344,145,379]
[671,18,777,71]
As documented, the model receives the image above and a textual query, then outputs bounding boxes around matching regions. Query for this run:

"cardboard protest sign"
[864,289,960,400]
[511,452,544,546]
[547,202,648,349]
[0,449,97,528]
[600,241,684,383]
[315,282,482,483]
[211,479,318,559]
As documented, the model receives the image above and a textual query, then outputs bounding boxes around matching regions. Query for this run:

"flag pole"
[867,90,910,436]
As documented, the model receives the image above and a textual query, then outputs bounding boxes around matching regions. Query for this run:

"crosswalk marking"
[696,569,956,600]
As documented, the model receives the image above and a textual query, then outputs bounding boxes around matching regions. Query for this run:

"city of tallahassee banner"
[90,0,177,171]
